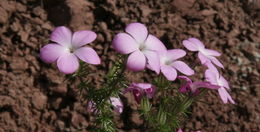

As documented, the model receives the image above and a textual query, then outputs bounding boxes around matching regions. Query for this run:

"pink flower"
[177,128,183,132]
[159,49,194,81]
[178,76,219,95]
[110,97,123,114]
[87,101,98,113]
[40,26,101,74]
[205,63,235,104]
[123,83,156,103]
[182,38,223,68]
[112,22,166,73]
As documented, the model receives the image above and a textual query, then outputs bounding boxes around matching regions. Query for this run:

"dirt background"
[0,0,259,131]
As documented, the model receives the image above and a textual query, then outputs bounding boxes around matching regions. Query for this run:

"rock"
[130,112,143,126]
[9,57,29,72]
[0,7,8,24]
[200,9,217,16]
[50,83,68,95]
[140,5,152,17]
[32,92,47,110]
[71,112,88,128]
[51,97,62,110]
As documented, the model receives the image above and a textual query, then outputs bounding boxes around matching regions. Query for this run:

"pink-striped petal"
[143,50,160,74]
[57,53,79,74]
[72,30,97,48]
[188,38,205,49]
[74,47,100,65]
[144,35,167,52]
[127,50,146,71]
[166,49,186,61]
[50,26,72,47]
[191,82,220,93]
[178,76,193,84]
[218,88,235,104]
[112,33,138,54]
[205,69,218,85]
[182,40,199,51]
[219,76,230,89]
[171,61,194,76]
[209,56,224,68]
[204,49,221,56]
[198,52,210,64]
[125,22,148,43]
[40,44,67,63]
[161,65,177,81]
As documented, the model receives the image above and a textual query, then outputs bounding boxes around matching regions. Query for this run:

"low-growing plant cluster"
[40,22,234,132]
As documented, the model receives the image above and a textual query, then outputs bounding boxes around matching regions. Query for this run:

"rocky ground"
[0,0,259,131]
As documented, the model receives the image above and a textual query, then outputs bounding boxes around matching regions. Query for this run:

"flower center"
[67,46,77,53]
[139,44,146,51]
[161,57,172,65]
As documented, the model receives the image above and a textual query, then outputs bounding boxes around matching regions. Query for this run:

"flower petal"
[110,97,123,114]
[166,49,186,61]
[182,40,199,51]
[72,30,97,48]
[171,61,194,76]
[177,128,183,132]
[50,26,72,46]
[188,38,205,49]
[204,49,221,56]
[125,22,148,43]
[135,83,152,89]
[198,52,210,64]
[161,65,177,81]
[112,33,138,54]
[143,50,160,74]
[57,53,79,74]
[74,47,100,65]
[178,76,193,84]
[205,69,218,85]
[127,50,146,71]
[209,56,224,68]
[218,88,235,104]
[144,35,167,52]
[191,82,220,93]
[219,76,230,89]
[40,44,67,63]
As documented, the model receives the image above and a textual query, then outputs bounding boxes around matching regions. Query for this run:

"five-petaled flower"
[205,63,235,104]
[182,38,224,68]
[112,22,166,73]
[123,83,156,103]
[178,76,219,95]
[110,97,123,114]
[158,49,195,81]
[40,26,101,74]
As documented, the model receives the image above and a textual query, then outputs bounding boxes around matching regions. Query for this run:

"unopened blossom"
[112,22,166,73]
[182,38,224,68]
[123,83,156,103]
[159,49,194,81]
[87,101,98,113]
[178,76,219,95]
[40,26,100,74]
[205,63,235,104]
[110,97,123,114]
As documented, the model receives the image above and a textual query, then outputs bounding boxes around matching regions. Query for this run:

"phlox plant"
[40,22,234,132]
